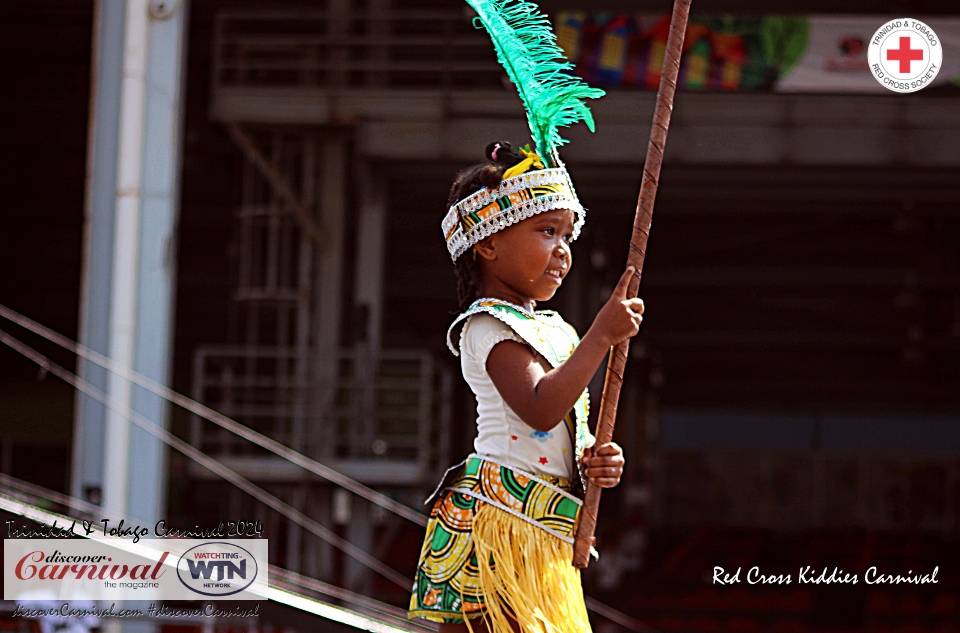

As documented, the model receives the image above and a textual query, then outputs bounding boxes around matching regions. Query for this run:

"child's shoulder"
[460,312,523,356]
[447,307,512,357]
[442,312,532,373]
[445,299,579,356]
[464,310,513,335]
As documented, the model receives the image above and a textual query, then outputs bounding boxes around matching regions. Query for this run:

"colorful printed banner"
[555,13,960,93]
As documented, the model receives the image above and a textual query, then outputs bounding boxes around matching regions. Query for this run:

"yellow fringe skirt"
[408,455,591,633]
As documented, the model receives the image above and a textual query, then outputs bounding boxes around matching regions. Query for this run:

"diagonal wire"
[0,472,430,629]
[269,568,423,626]
[0,303,427,527]
[0,491,434,633]
[0,328,411,589]
[0,471,104,519]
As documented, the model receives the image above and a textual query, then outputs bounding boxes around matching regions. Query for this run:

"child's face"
[476,208,576,307]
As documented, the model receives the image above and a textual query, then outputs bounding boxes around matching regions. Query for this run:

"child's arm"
[487,266,644,432]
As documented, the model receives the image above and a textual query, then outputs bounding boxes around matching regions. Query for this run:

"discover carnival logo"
[176,542,258,597]
[4,538,268,601]
[869,18,942,93]
[13,549,168,583]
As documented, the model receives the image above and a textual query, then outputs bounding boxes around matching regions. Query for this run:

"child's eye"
[542,227,573,243]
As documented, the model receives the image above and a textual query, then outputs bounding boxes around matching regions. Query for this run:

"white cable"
[0,477,429,630]
[268,587,420,633]
[0,329,410,589]
[0,494,432,633]
[0,303,427,527]
[0,472,104,518]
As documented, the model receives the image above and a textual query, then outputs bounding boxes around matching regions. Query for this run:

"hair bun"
[477,165,504,190]
[484,141,514,164]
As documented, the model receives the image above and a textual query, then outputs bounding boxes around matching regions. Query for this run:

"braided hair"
[448,142,526,312]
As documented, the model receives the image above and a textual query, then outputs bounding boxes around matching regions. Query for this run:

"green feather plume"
[466,0,605,167]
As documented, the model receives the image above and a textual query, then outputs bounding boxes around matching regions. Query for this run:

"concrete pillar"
[344,498,373,595]
[352,165,387,455]
[312,137,347,458]
[73,0,189,528]
[338,164,387,594]
[355,165,386,356]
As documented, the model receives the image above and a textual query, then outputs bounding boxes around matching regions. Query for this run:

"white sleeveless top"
[458,312,578,481]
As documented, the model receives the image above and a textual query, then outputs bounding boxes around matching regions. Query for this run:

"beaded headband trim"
[442,165,585,262]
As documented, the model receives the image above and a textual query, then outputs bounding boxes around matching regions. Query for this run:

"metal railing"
[191,345,453,484]
[212,8,502,92]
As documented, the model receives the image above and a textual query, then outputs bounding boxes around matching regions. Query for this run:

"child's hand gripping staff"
[572,0,694,569]
[580,267,644,486]
[569,267,644,503]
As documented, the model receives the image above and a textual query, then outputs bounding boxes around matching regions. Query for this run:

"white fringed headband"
[441,153,585,262]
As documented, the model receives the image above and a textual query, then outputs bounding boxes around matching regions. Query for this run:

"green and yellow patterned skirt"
[408,455,592,633]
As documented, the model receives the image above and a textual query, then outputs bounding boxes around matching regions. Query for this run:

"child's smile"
[474,208,577,312]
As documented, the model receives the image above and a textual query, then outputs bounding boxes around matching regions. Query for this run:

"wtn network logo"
[187,553,246,581]
[176,543,258,596]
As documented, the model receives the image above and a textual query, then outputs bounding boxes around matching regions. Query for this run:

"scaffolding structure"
[190,125,452,583]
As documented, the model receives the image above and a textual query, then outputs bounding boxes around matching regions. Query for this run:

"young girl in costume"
[407,138,644,633]
[408,1,641,630]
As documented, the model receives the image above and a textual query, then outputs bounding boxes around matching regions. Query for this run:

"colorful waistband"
[436,454,583,544]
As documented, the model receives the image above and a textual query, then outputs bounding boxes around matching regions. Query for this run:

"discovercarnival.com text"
[12,604,260,619]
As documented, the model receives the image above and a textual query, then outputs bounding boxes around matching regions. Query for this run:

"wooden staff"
[573,0,693,568]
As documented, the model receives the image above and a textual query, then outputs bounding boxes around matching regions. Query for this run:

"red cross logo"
[887,36,923,73]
